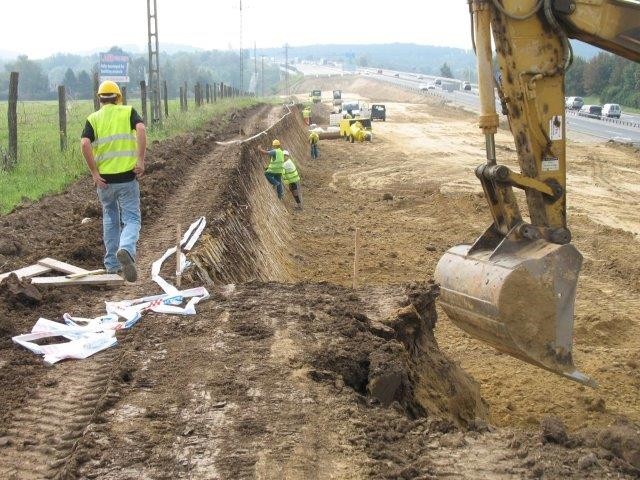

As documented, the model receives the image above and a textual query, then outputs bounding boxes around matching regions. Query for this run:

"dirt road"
[0,78,639,479]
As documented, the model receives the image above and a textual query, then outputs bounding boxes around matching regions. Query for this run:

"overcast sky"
[2,1,472,58]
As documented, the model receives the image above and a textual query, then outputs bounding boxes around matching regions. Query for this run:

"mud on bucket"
[434,238,595,387]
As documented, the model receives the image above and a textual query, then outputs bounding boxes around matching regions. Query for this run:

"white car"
[602,103,621,119]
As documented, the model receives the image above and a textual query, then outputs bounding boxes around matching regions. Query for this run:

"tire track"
[0,104,280,479]
[0,348,120,479]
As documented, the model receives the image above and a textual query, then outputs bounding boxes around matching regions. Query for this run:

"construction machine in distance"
[333,90,342,109]
[339,118,372,142]
[435,0,640,387]
[310,89,322,103]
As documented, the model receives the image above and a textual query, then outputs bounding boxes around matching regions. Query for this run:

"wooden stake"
[352,228,360,290]
[176,224,182,288]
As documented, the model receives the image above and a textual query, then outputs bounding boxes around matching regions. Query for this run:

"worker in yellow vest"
[302,107,311,126]
[258,139,285,199]
[80,80,146,282]
[282,150,302,210]
[309,131,320,159]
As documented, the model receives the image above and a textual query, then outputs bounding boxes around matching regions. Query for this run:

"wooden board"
[37,258,89,275]
[31,274,124,287]
[0,264,52,282]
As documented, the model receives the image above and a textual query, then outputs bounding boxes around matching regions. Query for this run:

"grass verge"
[0,97,265,214]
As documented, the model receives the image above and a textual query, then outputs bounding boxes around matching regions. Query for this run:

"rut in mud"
[1,76,640,479]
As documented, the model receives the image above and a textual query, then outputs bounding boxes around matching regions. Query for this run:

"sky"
[0,1,472,59]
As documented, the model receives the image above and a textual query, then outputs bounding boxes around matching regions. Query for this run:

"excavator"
[435,0,640,387]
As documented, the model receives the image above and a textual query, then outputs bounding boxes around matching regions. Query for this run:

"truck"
[370,104,386,122]
[332,90,342,109]
[310,90,322,103]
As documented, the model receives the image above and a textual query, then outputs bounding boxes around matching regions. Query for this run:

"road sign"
[99,53,130,83]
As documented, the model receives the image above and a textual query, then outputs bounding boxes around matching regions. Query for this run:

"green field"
[0,97,261,214]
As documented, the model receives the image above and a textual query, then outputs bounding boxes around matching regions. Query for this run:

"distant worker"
[282,150,303,210]
[258,139,285,200]
[309,130,320,159]
[345,110,353,119]
[302,107,311,126]
[80,80,146,282]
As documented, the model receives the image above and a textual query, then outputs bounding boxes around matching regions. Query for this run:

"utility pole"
[285,43,289,96]
[239,0,243,94]
[254,42,258,96]
[146,0,162,123]
[261,55,265,97]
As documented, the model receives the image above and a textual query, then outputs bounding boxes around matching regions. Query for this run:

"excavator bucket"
[435,235,595,387]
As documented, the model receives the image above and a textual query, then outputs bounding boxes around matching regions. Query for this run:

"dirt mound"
[292,75,430,104]
[190,106,309,284]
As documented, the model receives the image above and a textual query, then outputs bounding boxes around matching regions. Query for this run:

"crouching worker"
[81,80,146,282]
[282,150,302,210]
[258,139,285,199]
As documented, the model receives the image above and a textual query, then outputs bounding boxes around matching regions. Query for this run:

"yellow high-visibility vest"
[266,148,285,174]
[87,104,137,174]
[283,159,300,185]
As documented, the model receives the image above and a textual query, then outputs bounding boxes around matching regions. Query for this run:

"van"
[602,103,621,119]
[565,96,584,110]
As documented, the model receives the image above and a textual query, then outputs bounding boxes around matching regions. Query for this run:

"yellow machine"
[435,0,640,386]
[339,118,372,142]
[310,89,322,103]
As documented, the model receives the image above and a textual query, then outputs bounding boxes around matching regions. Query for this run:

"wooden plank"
[0,264,52,282]
[37,258,89,275]
[31,274,124,287]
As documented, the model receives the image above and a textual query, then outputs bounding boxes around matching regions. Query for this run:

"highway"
[295,63,640,144]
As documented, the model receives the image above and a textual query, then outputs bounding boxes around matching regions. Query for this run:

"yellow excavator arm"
[435,0,640,386]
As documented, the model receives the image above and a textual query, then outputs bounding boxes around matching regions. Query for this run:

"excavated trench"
[187,105,488,427]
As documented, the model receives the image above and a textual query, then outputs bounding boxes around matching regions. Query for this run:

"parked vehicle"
[419,83,430,91]
[463,82,472,91]
[578,104,602,119]
[602,103,622,119]
[565,96,584,110]
[393,73,400,78]
[371,104,386,122]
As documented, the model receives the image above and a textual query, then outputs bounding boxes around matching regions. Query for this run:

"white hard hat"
[283,150,290,155]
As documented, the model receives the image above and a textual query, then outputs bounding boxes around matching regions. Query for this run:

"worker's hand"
[92,172,107,189]
[134,160,145,177]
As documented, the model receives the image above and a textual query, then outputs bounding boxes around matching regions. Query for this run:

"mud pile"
[190,106,309,284]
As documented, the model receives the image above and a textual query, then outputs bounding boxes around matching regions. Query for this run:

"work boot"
[116,249,137,282]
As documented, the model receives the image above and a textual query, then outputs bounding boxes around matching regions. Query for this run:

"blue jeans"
[96,180,141,271]
[265,172,284,199]
[311,143,319,159]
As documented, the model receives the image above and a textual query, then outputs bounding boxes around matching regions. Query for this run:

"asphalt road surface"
[295,63,640,144]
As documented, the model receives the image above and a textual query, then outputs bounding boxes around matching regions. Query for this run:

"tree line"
[566,52,640,108]
[0,46,282,101]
